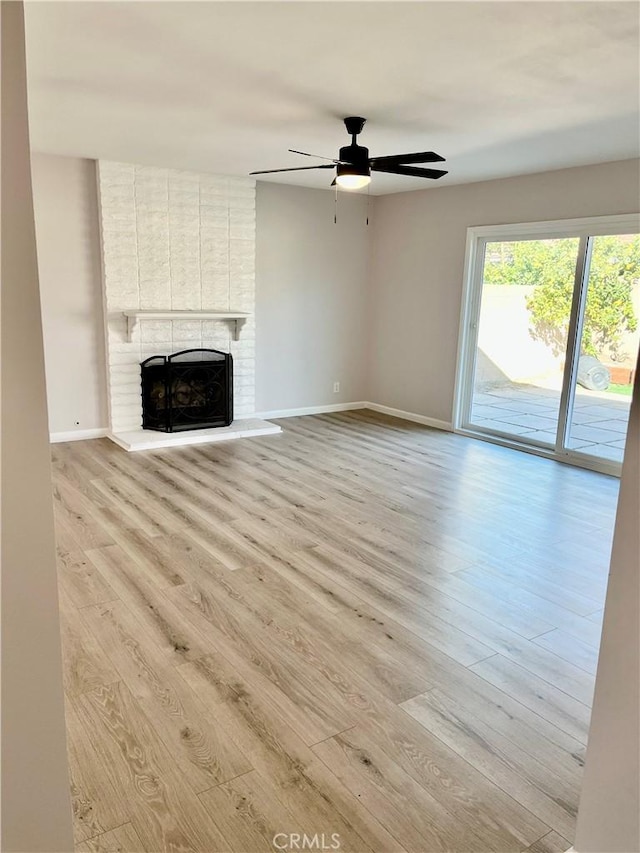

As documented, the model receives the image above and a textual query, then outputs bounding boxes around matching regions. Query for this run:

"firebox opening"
[141,349,233,432]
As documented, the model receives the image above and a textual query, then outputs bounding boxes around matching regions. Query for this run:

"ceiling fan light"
[336,173,371,190]
[335,162,371,190]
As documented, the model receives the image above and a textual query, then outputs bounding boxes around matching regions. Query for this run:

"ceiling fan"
[250,116,447,189]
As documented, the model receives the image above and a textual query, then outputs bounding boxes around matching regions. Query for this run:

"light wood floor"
[52,410,619,853]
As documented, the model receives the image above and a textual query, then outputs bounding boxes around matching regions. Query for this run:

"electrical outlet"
[333,382,340,394]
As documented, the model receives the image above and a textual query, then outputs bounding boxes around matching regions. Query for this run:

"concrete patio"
[470,382,631,463]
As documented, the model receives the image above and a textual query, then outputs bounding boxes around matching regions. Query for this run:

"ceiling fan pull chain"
[334,182,338,224]
[366,184,370,226]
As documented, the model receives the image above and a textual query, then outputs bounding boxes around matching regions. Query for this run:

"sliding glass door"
[563,234,637,465]
[456,216,640,473]
[467,237,580,447]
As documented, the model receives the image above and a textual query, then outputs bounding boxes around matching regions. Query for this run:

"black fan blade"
[370,151,445,166]
[249,164,335,175]
[289,149,340,163]
[371,163,448,179]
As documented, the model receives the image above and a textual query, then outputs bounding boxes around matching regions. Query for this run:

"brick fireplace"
[96,161,279,450]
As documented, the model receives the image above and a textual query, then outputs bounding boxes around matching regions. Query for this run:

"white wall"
[369,159,640,423]
[573,364,639,853]
[0,2,74,849]
[255,182,370,412]
[32,153,107,435]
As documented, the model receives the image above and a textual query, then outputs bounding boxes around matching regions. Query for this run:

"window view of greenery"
[470,235,638,462]
[485,236,639,383]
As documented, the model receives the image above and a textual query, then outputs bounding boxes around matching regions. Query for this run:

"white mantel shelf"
[122,310,250,342]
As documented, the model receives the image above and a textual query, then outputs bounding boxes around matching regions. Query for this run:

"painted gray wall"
[0,3,74,849]
[368,159,640,422]
[255,182,370,412]
[32,153,107,434]
[574,364,639,853]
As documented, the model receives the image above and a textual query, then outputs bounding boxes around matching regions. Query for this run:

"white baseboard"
[254,402,368,419]
[50,403,450,444]
[364,402,452,432]
[208,400,453,432]
[254,401,451,431]
[50,428,108,443]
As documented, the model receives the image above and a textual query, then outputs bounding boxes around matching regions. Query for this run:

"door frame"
[453,213,640,476]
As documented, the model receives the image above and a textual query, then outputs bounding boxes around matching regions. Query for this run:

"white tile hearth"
[110,418,281,452]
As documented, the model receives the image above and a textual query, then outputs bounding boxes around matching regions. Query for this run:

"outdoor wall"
[32,153,107,436]
[475,285,562,388]
[475,281,639,390]
[573,366,640,853]
[368,158,640,423]
[0,2,74,849]
[255,182,370,412]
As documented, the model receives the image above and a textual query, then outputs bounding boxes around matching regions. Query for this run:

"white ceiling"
[24,1,640,195]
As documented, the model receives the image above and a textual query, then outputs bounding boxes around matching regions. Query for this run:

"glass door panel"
[467,238,580,446]
[565,234,639,463]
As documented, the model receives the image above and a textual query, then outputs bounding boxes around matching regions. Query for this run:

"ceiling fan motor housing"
[338,144,370,181]
[339,144,370,167]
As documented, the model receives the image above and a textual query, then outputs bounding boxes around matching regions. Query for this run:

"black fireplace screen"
[141,349,233,432]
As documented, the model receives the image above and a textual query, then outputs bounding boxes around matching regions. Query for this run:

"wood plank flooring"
[51,410,619,853]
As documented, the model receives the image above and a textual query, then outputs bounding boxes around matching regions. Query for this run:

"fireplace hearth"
[141,349,233,432]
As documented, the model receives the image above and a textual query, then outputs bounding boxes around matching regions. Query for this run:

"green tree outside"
[483,236,639,361]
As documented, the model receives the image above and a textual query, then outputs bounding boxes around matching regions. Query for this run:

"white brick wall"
[97,161,256,432]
